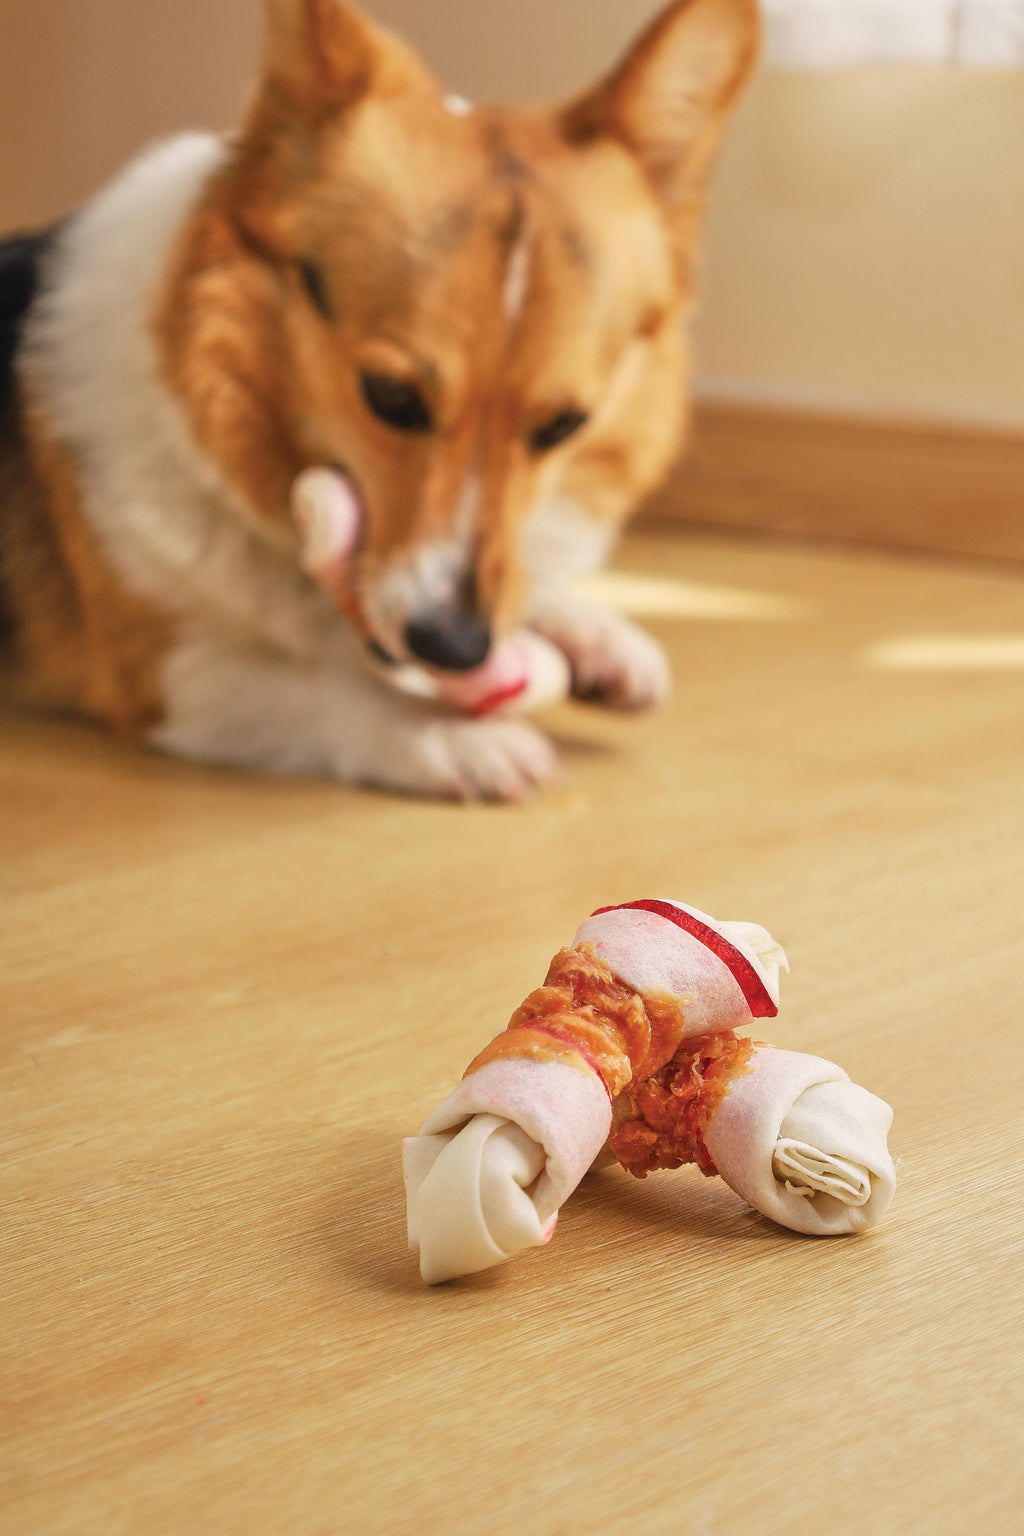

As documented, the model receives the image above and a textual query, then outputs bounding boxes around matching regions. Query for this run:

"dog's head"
[156,0,758,671]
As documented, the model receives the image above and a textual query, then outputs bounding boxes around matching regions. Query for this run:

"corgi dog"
[0,0,758,800]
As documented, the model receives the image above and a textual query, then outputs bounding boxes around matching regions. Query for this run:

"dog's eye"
[360,373,433,433]
[530,410,589,454]
[297,259,332,320]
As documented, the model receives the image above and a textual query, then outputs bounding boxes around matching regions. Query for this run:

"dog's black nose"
[404,608,491,672]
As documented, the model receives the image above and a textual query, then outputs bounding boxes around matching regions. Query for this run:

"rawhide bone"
[403,900,896,1283]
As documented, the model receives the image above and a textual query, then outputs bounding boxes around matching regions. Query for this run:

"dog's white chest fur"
[18,134,666,799]
[24,133,330,661]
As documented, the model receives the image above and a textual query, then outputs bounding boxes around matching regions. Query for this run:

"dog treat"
[403,900,896,1283]
[292,467,363,599]
[383,630,571,718]
[704,1048,897,1235]
[404,1058,612,1285]
[291,467,570,716]
[613,1042,896,1236]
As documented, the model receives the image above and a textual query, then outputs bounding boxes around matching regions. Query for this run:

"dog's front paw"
[532,596,671,712]
[369,714,561,803]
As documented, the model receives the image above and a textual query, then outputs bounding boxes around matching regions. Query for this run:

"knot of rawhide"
[463,943,688,1100]
[608,1031,756,1179]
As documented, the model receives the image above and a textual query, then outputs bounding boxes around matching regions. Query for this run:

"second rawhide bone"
[403,900,896,1283]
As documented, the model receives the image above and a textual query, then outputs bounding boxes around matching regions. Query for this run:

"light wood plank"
[3,530,1024,1535]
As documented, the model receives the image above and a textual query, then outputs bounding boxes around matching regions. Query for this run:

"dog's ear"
[260,0,436,118]
[562,0,759,219]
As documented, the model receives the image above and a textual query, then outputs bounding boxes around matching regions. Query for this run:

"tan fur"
[2,0,759,774]
[0,397,170,730]
[153,0,759,636]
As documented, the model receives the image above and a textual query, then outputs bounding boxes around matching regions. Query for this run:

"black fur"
[0,226,59,425]
[0,225,60,647]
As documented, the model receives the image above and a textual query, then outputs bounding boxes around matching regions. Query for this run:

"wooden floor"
[4,528,1024,1536]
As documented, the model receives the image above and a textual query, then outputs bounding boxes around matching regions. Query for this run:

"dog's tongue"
[430,640,531,717]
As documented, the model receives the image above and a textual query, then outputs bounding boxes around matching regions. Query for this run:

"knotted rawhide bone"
[406,900,773,1283]
[700,1047,896,1236]
[403,899,896,1283]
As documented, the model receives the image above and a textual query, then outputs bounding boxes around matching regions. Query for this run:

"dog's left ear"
[562,0,759,224]
[260,0,437,121]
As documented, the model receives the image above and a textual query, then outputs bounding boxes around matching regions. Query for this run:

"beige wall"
[0,0,260,230]
[3,0,1022,430]
[0,0,644,230]
[370,0,660,101]
[374,2,1024,429]
[695,67,1024,430]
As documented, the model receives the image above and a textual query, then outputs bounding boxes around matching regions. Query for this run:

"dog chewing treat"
[3,0,762,796]
[292,466,570,717]
[403,899,896,1283]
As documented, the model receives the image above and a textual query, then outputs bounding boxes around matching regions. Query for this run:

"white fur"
[523,494,617,590]
[151,635,559,799]
[530,588,672,711]
[20,135,664,795]
[365,533,474,659]
[24,134,333,660]
[502,232,533,323]
[453,466,482,536]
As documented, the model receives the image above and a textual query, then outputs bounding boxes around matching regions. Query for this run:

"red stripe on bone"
[589,899,778,1018]
[467,678,529,716]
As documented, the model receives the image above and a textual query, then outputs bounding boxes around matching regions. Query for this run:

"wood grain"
[646,402,1024,563]
[4,529,1024,1535]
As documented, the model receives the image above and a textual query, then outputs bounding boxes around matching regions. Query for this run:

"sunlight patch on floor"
[864,637,1024,671]
[577,571,802,620]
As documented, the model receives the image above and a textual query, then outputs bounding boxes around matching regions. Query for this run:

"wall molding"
[643,402,1024,562]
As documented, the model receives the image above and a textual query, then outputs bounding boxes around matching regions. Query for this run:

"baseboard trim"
[642,402,1024,562]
